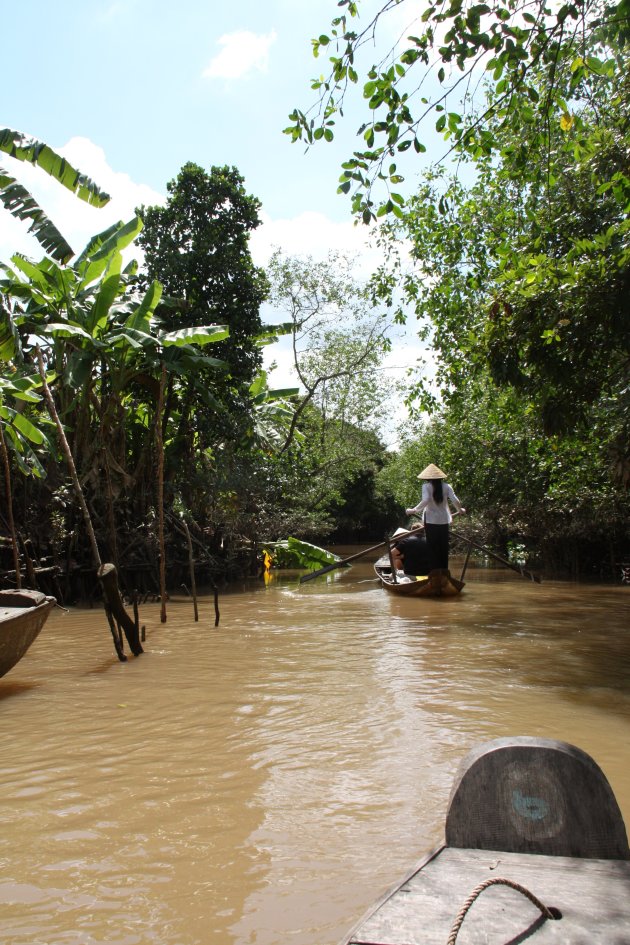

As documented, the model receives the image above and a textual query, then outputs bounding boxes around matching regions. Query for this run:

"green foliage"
[137,163,268,395]
[0,372,51,478]
[378,381,630,574]
[266,249,397,447]
[0,216,232,501]
[261,250,401,539]
[244,369,300,451]
[287,0,630,222]
[370,48,629,447]
[366,51,630,571]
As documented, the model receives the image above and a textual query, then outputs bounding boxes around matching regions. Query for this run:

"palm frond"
[0,129,110,207]
[0,168,74,262]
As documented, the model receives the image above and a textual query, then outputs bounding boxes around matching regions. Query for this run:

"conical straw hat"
[418,463,447,479]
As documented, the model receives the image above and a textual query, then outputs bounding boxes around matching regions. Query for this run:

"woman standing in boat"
[405,464,465,572]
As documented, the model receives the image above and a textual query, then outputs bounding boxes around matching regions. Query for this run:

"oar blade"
[299,562,340,584]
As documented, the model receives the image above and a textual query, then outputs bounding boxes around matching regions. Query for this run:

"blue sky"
[2,0,434,430]
[5,1,340,215]
[3,0,382,242]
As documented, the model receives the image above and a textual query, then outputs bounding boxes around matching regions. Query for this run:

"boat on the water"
[341,736,630,944]
[0,588,56,678]
[374,555,464,597]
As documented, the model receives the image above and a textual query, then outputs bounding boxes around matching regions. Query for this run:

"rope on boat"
[446,877,556,945]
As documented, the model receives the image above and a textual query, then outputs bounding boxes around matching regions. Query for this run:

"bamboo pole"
[451,530,541,583]
[181,518,199,622]
[0,424,21,588]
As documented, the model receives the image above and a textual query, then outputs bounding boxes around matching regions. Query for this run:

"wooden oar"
[450,530,541,583]
[299,526,422,584]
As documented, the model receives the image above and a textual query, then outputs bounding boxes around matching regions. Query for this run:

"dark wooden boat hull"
[0,589,56,678]
[374,557,464,597]
[341,737,630,944]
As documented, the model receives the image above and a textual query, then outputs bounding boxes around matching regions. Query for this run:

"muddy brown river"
[1,555,629,945]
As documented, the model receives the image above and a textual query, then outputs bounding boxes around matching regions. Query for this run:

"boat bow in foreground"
[341,736,630,944]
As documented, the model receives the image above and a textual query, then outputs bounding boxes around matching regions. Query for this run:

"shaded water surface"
[1,557,629,945]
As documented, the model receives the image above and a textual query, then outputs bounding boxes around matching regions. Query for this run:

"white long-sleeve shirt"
[407,482,463,525]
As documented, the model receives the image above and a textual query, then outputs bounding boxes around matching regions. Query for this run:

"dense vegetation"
[290,0,630,577]
[0,142,399,602]
[1,0,629,603]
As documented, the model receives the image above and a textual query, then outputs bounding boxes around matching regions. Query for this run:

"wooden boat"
[341,736,630,944]
[0,588,56,678]
[374,555,464,597]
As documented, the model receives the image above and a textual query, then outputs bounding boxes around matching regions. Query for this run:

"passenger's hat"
[418,463,447,479]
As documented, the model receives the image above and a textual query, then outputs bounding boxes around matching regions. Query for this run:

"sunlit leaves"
[0,170,74,263]
[125,280,162,332]
[0,294,21,361]
[286,0,628,221]
[160,325,230,348]
[0,373,51,478]
[369,47,629,442]
[262,536,341,570]
[0,213,241,483]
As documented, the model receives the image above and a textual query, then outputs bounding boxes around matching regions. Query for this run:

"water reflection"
[0,557,629,945]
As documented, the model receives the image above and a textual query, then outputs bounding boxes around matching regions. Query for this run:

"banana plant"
[246,369,300,450]
[0,213,236,636]
[0,371,52,478]
[0,127,110,263]
[0,216,231,493]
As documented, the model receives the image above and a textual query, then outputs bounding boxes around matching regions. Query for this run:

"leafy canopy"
[286,0,630,222]
[368,44,629,439]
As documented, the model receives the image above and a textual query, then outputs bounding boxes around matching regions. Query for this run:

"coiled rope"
[446,877,556,945]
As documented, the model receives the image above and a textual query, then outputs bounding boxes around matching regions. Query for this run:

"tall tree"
[266,249,396,451]
[263,250,401,539]
[137,163,268,404]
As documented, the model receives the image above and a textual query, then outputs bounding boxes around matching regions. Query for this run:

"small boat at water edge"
[0,588,56,678]
[341,736,630,944]
[374,555,465,597]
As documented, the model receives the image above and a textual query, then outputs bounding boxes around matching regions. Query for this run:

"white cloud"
[250,209,382,276]
[202,30,277,80]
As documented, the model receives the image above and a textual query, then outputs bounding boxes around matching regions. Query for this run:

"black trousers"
[424,523,450,570]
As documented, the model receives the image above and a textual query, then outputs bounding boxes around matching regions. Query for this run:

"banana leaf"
[263,537,343,570]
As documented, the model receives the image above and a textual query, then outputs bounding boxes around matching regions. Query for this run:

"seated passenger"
[391,527,430,576]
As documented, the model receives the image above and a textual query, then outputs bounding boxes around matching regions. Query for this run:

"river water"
[1,555,629,945]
